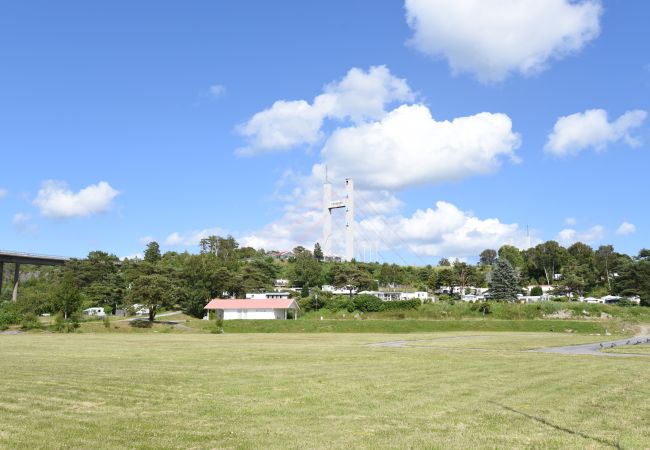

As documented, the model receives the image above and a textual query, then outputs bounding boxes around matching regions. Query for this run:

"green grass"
[1,332,650,449]
[67,313,629,335]
[603,343,650,355]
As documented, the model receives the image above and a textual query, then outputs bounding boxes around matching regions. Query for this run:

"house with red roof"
[204,298,300,320]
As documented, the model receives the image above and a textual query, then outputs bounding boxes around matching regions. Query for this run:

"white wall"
[222,308,288,320]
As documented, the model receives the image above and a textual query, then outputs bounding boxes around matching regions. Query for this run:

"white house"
[246,292,290,300]
[358,290,429,302]
[83,307,106,317]
[322,285,357,295]
[204,298,300,320]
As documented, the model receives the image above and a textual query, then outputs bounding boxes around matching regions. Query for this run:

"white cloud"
[33,180,119,219]
[545,109,647,156]
[139,236,155,245]
[209,84,226,97]
[0,189,7,199]
[616,221,636,236]
[164,227,226,247]
[12,212,37,234]
[239,165,533,260]
[565,217,577,226]
[404,0,602,82]
[322,104,521,190]
[556,225,605,245]
[236,66,414,155]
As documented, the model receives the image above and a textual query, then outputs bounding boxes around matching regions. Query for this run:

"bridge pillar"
[12,263,20,302]
[0,262,4,296]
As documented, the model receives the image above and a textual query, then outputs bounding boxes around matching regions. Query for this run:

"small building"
[246,292,290,300]
[83,307,106,317]
[204,298,300,320]
[358,290,429,302]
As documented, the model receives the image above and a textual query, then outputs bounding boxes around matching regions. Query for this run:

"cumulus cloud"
[164,227,226,247]
[404,0,602,82]
[0,189,7,200]
[322,104,521,190]
[545,109,647,156]
[33,180,119,219]
[358,201,533,258]
[12,212,37,234]
[616,221,636,236]
[236,66,414,155]
[238,164,532,260]
[556,225,605,245]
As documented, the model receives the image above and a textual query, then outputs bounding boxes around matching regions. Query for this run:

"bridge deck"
[0,250,69,266]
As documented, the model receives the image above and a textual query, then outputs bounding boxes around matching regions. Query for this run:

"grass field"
[1,332,649,449]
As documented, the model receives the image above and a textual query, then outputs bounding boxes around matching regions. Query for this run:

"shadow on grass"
[489,401,621,449]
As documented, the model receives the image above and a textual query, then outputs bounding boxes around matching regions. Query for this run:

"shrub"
[20,313,42,330]
[51,312,66,332]
[0,303,20,330]
[103,315,111,328]
[530,286,543,296]
[353,294,384,312]
[210,317,224,334]
[324,296,354,312]
[381,299,420,311]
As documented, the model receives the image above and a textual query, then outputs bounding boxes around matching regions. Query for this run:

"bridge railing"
[0,250,70,261]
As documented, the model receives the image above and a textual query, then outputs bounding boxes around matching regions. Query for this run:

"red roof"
[204,299,299,310]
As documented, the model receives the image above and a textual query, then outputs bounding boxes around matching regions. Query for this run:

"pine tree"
[489,259,520,301]
[313,242,324,262]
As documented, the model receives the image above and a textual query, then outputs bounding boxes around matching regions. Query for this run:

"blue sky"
[0,0,648,263]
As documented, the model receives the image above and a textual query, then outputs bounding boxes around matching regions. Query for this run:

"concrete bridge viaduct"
[0,251,69,302]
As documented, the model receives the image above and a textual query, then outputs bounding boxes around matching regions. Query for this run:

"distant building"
[357,290,429,302]
[246,292,290,300]
[204,298,299,320]
[322,285,357,295]
[83,307,106,317]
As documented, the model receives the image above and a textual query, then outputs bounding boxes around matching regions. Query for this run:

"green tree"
[479,249,497,266]
[528,241,568,286]
[332,265,373,298]
[313,242,324,262]
[489,259,520,302]
[127,273,173,322]
[438,258,451,267]
[498,245,524,270]
[615,250,650,305]
[595,245,615,292]
[292,250,322,288]
[52,271,82,319]
[144,241,162,264]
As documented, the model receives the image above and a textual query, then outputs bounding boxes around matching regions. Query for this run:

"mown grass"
[1,332,649,449]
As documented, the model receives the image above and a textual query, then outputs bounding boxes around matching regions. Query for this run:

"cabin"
[83,307,106,317]
[204,298,300,320]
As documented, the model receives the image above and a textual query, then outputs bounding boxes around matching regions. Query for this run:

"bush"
[381,299,421,311]
[324,296,354,312]
[103,315,111,328]
[51,312,81,333]
[210,317,224,334]
[0,303,20,330]
[470,301,492,315]
[52,312,66,332]
[20,313,42,330]
[353,294,384,312]
[530,286,543,296]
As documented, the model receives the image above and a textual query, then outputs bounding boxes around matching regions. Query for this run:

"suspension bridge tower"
[323,175,354,261]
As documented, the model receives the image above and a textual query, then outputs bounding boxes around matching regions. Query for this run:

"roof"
[204,299,299,310]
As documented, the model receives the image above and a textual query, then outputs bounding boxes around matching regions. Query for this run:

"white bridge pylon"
[323,177,354,261]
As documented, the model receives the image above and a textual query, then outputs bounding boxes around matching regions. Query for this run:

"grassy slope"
[1,333,650,449]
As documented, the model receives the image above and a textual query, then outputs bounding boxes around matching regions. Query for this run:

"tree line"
[1,236,649,329]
